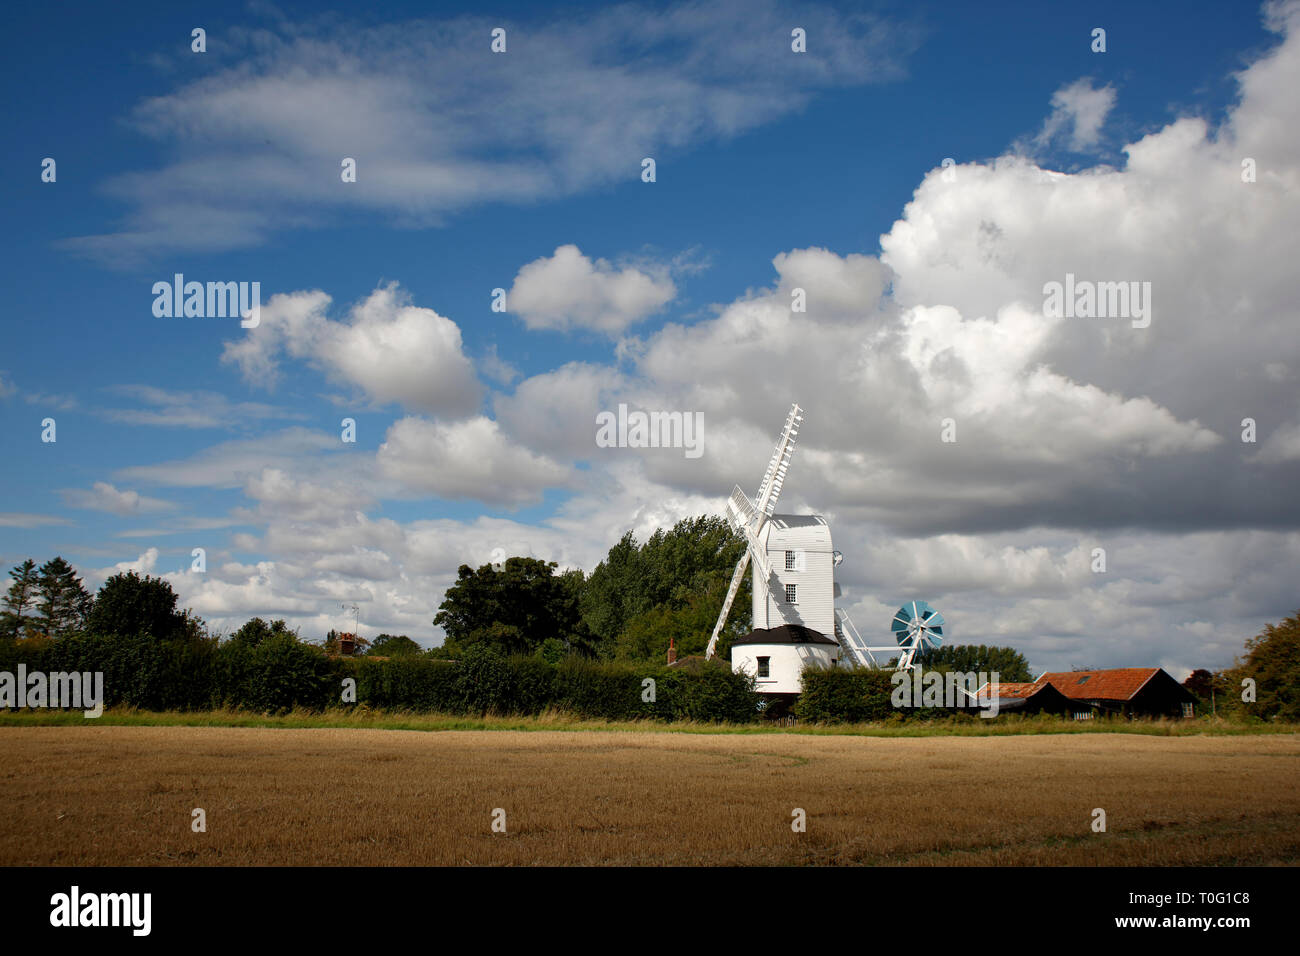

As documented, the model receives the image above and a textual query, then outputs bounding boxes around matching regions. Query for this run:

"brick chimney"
[667,635,677,665]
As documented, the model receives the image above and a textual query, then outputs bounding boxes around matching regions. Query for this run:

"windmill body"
[751,514,835,636]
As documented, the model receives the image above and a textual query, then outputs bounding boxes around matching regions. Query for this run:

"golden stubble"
[2,727,1297,866]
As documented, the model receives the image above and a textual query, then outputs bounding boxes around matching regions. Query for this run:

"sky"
[2,0,1297,678]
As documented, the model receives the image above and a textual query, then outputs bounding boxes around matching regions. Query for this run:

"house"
[1033,668,1196,718]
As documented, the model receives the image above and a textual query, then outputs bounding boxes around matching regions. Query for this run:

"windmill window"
[785,584,797,604]
[785,550,796,570]
[757,656,770,678]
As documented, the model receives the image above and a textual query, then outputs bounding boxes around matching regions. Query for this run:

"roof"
[761,514,832,550]
[990,682,1041,700]
[1034,668,1167,702]
[730,624,839,647]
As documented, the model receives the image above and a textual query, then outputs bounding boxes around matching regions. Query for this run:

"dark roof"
[730,624,839,647]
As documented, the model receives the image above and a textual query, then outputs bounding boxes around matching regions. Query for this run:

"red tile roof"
[990,682,1041,700]
[1034,668,1162,702]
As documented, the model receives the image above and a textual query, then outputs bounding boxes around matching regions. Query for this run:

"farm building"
[983,680,1073,715]
[1033,668,1196,718]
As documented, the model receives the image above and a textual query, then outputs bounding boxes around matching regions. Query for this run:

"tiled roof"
[1034,668,1162,702]
[991,682,1041,700]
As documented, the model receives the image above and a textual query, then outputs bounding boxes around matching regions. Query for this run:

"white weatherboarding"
[705,403,938,694]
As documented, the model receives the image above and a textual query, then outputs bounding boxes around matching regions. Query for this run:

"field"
[2,726,1298,866]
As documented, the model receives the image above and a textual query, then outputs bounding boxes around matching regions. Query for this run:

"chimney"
[667,635,677,665]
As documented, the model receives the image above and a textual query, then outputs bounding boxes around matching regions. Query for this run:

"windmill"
[705,403,803,660]
[706,403,941,681]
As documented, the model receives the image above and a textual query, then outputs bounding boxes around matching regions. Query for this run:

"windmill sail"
[705,404,803,659]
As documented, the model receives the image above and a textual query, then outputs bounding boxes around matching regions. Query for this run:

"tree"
[921,644,1033,682]
[34,557,92,638]
[1229,611,1300,720]
[231,618,295,650]
[579,515,749,659]
[614,573,747,662]
[434,557,583,656]
[0,559,40,641]
[367,633,423,658]
[85,571,189,641]
[1183,668,1215,699]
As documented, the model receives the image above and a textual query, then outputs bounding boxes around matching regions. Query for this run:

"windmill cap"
[730,624,839,646]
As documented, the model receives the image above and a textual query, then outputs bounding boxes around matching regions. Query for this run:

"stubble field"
[2,726,1297,866]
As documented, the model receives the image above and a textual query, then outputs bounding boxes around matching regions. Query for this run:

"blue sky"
[2,0,1297,676]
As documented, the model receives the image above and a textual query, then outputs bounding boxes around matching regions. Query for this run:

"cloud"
[222,284,481,416]
[59,482,176,516]
[376,416,572,507]
[60,1,918,264]
[108,547,160,575]
[98,385,302,429]
[1031,77,1117,152]
[0,371,15,399]
[479,344,519,386]
[117,427,348,489]
[0,513,73,528]
[508,245,677,334]
[241,468,374,524]
[494,362,628,460]
[22,392,78,411]
[1255,420,1300,462]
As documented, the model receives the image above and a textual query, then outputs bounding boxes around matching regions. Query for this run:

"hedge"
[0,635,759,722]
[795,666,970,723]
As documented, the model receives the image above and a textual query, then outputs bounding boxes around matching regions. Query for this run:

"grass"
[0,705,1292,737]
[2,725,1297,865]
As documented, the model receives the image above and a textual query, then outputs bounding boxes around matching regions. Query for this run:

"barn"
[1033,668,1196,718]
[984,680,1073,715]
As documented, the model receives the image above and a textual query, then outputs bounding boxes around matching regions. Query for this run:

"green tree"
[230,618,295,650]
[921,644,1033,682]
[615,576,743,662]
[367,633,423,658]
[434,557,583,656]
[34,557,92,638]
[580,515,749,659]
[85,571,190,641]
[1229,611,1300,720]
[0,559,40,641]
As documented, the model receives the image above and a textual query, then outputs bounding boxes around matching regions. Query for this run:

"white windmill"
[706,403,926,694]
